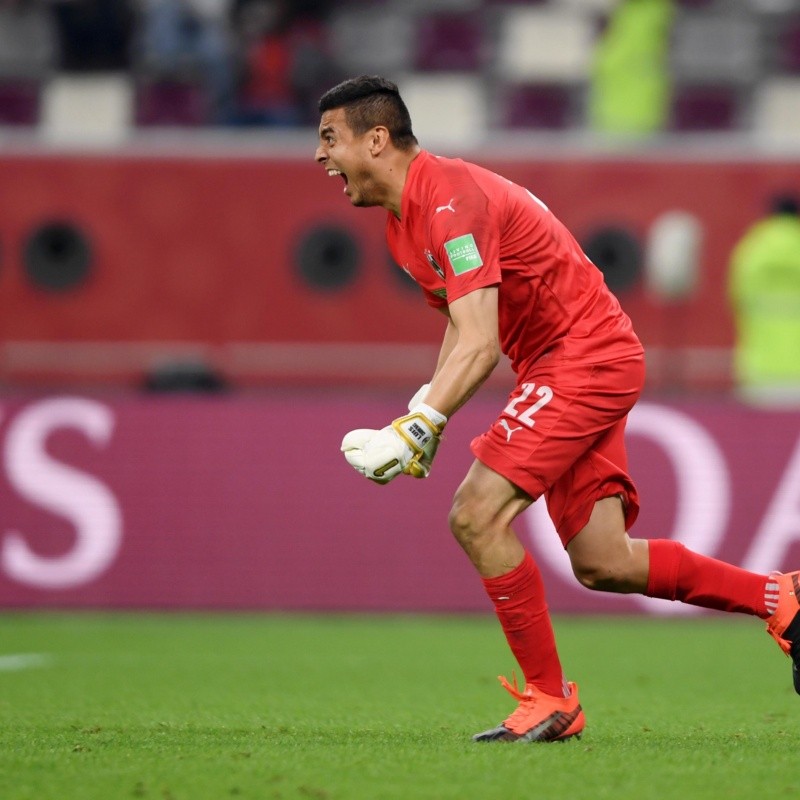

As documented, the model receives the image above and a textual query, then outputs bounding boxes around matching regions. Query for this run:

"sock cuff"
[481,551,537,600]
[646,539,686,600]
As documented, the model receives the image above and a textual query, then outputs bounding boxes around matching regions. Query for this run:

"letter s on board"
[2,397,122,589]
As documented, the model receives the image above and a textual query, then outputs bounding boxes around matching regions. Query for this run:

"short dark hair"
[318,75,418,151]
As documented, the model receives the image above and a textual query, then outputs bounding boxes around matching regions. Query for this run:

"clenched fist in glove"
[341,400,447,484]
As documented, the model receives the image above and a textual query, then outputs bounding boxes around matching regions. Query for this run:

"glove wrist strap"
[410,402,448,430]
[392,406,445,455]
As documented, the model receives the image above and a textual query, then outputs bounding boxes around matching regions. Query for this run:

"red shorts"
[470,353,645,547]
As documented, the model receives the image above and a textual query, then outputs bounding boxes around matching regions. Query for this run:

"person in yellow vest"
[729,194,800,404]
[588,0,674,136]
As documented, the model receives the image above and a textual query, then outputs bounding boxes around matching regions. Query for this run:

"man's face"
[315,108,381,208]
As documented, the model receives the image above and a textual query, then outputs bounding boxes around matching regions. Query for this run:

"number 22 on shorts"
[503,383,553,427]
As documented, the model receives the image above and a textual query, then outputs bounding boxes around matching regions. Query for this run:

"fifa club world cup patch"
[444,234,483,275]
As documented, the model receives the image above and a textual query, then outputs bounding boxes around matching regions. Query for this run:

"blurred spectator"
[728,194,800,404]
[50,0,135,72]
[135,0,236,123]
[227,0,335,127]
[588,0,674,136]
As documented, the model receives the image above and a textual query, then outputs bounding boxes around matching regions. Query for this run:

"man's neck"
[384,146,422,219]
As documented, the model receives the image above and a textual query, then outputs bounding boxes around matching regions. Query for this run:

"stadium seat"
[753,77,800,137]
[414,12,485,72]
[0,3,55,78]
[0,79,40,126]
[135,79,209,126]
[553,0,618,12]
[495,8,595,82]
[41,74,133,143]
[399,74,487,146]
[328,6,414,76]
[499,83,574,130]
[670,85,741,131]
[777,16,800,72]
[670,13,762,84]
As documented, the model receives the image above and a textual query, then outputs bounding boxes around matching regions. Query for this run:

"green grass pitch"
[0,613,796,800]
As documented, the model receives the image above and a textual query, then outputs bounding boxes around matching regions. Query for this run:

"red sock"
[481,551,565,697]
[646,539,769,618]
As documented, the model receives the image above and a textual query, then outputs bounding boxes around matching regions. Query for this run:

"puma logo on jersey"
[499,419,523,442]
[435,198,456,214]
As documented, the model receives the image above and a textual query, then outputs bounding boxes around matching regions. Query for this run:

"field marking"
[0,653,51,672]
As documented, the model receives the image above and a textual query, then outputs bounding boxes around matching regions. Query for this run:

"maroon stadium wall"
[0,392,797,613]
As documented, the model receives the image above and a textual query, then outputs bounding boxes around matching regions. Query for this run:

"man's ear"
[368,126,391,156]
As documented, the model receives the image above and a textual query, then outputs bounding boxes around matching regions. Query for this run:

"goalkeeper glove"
[408,383,431,410]
[406,384,439,479]
[341,401,447,484]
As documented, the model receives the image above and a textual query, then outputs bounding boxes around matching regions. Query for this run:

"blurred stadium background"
[0,0,799,613]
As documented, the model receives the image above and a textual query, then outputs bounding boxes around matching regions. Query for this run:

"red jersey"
[385,150,643,374]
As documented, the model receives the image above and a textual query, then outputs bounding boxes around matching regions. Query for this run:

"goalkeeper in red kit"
[315,75,800,742]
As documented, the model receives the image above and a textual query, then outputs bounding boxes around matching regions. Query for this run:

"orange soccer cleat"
[765,570,800,694]
[473,674,585,743]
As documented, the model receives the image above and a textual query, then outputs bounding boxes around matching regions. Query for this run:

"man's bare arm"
[424,287,501,418]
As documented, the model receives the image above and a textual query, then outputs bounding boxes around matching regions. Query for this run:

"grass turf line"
[0,613,795,800]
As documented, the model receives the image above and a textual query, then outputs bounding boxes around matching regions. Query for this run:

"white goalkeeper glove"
[406,384,439,478]
[340,400,446,484]
[408,383,431,409]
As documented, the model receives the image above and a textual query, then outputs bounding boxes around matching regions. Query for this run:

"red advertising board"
[0,391,797,613]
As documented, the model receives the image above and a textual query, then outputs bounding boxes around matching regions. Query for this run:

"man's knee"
[565,496,649,594]
[571,558,627,592]
[448,460,533,562]
[448,491,495,551]
[568,535,649,594]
